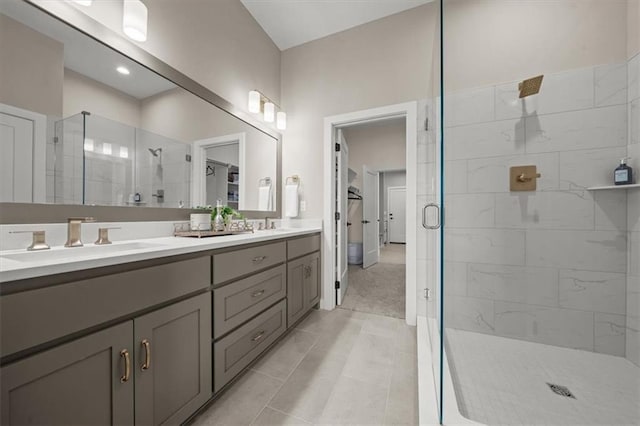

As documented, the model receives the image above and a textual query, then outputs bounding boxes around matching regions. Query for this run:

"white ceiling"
[241,0,434,51]
[1,0,176,100]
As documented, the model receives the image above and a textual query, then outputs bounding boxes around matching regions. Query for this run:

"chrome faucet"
[65,217,96,247]
[265,217,277,230]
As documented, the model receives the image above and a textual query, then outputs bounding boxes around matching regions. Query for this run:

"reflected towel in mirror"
[258,181,273,210]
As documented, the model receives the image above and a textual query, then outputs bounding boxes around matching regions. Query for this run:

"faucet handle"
[95,227,121,245]
[10,230,50,251]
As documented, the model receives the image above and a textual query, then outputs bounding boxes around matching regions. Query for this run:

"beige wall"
[444,0,628,91]
[63,69,142,128]
[44,0,281,111]
[629,0,640,58]
[343,119,406,242]
[281,4,437,219]
[0,14,63,116]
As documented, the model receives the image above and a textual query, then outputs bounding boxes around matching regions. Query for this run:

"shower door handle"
[422,203,441,230]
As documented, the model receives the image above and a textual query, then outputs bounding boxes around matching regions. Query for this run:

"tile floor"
[192,308,418,426]
[446,327,640,426]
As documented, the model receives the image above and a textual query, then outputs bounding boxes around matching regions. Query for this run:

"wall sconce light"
[263,102,275,122]
[276,111,286,130]
[123,0,148,42]
[247,90,287,130]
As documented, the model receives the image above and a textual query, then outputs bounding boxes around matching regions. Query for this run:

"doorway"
[323,102,418,325]
[334,117,408,319]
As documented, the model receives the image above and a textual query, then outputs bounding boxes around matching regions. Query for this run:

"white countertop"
[0,227,321,283]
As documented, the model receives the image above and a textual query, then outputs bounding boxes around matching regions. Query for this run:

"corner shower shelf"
[586,183,640,191]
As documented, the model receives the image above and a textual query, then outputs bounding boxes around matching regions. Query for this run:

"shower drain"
[547,383,576,399]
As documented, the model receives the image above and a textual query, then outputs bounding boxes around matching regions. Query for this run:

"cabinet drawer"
[213,242,285,285]
[1,256,210,358]
[213,265,286,339]
[287,234,320,260]
[214,300,286,392]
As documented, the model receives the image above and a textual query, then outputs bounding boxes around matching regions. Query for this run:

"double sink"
[1,242,164,263]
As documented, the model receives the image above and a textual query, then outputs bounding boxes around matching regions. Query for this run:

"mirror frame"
[1,0,282,222]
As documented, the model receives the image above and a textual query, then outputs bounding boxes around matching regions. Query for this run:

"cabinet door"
[304,252,321,310]
[0,322,134,426]
[134,293,212,426]
[287,256,306,327]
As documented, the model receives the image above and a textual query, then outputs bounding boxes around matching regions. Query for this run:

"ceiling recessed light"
[116,66,130,75]
[72,0,93,6]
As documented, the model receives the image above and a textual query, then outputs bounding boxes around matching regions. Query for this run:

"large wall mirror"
[0,0,280,219]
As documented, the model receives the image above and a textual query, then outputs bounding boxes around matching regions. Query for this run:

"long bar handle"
[251,330,266,342]
[141,339,151,371]
[251,290,265,298]
[252,256,267,264]
[120,349,131,383]
[422,203,441,230]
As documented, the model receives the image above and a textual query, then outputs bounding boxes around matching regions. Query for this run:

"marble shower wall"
[627,53,640,367]
[443,63,631,356]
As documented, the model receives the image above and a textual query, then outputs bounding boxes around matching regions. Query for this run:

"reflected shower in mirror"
[0,0,278,211]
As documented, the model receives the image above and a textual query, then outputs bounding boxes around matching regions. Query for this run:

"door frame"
[387,185,407,244]
[0,103,47,203]
[323,101,418,325]
[191,133,246,208]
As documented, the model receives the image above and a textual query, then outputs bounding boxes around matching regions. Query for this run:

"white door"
[335,130,349,305]
[388,186,407,243]
[1,112,34,202]
[0,104,46,203]
[362,165,379,268]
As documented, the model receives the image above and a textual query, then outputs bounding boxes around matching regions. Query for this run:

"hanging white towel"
[285,183,299,218]
[258,184,272,210]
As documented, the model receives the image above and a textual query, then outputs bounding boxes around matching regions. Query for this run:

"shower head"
[518,75,544,98]
[148,148,162,157]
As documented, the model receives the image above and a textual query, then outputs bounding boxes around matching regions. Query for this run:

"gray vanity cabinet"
[134,293,212,426]
[0,322,134,426]
[287,251,321,327]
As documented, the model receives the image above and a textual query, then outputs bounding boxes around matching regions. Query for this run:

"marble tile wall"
[627,53,640,367]
[443,62,632,357]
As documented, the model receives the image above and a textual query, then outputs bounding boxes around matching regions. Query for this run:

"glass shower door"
[440,0,639,424]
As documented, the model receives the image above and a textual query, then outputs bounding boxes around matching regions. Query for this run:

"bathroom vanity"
[0,229,321,425]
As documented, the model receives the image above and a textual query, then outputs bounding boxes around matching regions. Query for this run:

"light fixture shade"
[264,102,275,122]
[102,143,112,155]
[123,0,148,42]
[73,0,93,6]
[248,91,261,113]
[120,146,129,158]
[84,138,94,152]
[276,111,287,130]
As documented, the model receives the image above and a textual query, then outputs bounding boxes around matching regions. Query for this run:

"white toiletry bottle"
[213,199,225,231]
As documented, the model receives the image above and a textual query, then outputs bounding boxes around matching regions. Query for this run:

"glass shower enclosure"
[53,112,191,208]
[425,0,640,424]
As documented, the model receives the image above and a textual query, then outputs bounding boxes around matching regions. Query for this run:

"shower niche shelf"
[586,183,640,191]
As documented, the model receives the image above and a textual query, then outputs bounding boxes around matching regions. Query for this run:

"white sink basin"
[1,242,163,263]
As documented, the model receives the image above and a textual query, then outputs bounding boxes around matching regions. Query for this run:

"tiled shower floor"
[446,328,640,426]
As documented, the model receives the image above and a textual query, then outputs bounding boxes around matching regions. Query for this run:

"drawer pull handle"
[120,349,131,383]
[251,330,266,342]
[251,289,265,298]
[252,256,267,263]
[141,339,151,371]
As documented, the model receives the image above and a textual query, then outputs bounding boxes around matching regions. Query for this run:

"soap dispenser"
[213,199,225,231]
[614,157,633,185]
